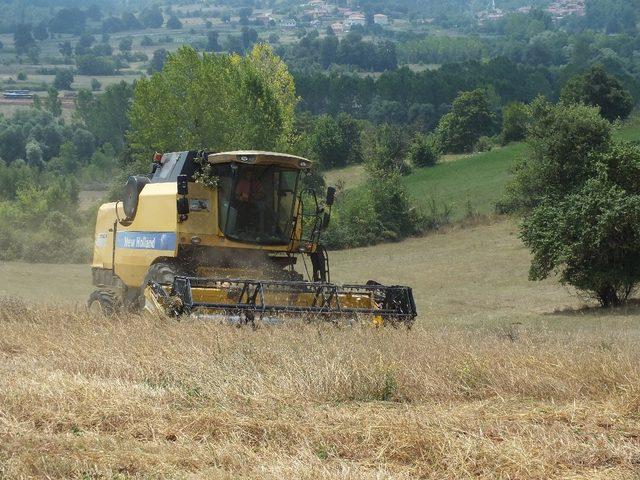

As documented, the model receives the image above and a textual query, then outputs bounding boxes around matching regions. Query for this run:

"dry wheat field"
[1,221,639,479]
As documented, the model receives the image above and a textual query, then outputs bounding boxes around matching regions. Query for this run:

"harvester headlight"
[299,160,309,168]
[238,155,256,164]
[191,236,202,245]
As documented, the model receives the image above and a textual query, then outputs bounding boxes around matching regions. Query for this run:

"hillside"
[326,114,640,223]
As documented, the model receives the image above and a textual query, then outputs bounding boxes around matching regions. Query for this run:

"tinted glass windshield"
[217,163,300,245]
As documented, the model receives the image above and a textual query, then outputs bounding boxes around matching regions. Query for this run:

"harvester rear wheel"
[87,289,122,316]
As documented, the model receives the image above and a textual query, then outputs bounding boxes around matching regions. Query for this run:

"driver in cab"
[234,169,266,233]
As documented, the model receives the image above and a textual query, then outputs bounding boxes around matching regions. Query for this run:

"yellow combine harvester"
[89,150,417,326]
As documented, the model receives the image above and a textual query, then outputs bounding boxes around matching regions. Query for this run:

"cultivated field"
[1,220,639,478]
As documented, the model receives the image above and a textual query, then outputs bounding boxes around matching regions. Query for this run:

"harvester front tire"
[87,289,122,316]
[143,262,187,287]
[140,262,189,311]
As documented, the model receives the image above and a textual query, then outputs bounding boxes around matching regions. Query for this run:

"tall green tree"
[522,143,640,307]
[53,70,74,90]
[75,82,134,151]
[128,45,297,161]
[435,89,495,153]
[13,24,35,55]
[500,98,611,212]
[501,102,531,144]
[560,65,634,121]
[307,113,362,169]
[45,87,62,117]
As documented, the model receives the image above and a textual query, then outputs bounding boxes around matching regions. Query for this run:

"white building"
[346,13,365,26]
[373,14,389,25]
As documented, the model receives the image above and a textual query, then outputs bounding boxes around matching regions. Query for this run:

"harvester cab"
[89,150,417,326]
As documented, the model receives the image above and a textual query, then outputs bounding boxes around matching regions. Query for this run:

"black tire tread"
[87,289,122,316]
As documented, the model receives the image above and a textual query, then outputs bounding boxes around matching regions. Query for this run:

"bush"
[76,55,116,75]
[501,102,531,144]
[364,124,411,175]
[17,71,27,80]
[474,136,494,152]
[406,135,439,168]
[324,172,426,248]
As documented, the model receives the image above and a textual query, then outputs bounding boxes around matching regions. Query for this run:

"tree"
[320,34,338,68]
[435,89,495,153]
[45,87,62,117]
[102,17,126,33]
[75,34,95,55]
[166,15,183,30]
[53,70,74,90]
[206,31,221,52]
[149,49,168,72]
[365,124,409,174]
[308,115,347,169]
[75,82,134,151]
[72,128,95,159]
[59,41,73,57]
[86,5,102,21]
[27,46,40,64]
[121,12,142,31]
[406,135,439,168]
[119,37,133,53]
[560,65,634,121]
[0,125,25,162]
[14,25,35,55]
[128,45,297,162]
[76,55,116,75]
[521,142,640,307]
[141,36,154,46]
[501,102,531,144]
[141,6,164,28]
[48,8,86,34]
[241,27,258,51]
[500,99,611,212]
[33,23,48,41]
[336,113,363,165]
[91,79,101,91]
[25,140,44,168]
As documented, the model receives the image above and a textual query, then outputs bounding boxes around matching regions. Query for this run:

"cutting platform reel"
[144,276,417,328]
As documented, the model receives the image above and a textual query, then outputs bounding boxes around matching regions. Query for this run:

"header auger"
[89,150,417,327]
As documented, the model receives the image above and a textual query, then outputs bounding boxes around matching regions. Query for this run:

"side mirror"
[326,186,336,207]
[177,174,189,196]
[177,197,190,215]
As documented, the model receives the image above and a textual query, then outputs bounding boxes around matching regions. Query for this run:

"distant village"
[242,0,587,33]
[236,0,390,34]
[477,0,586,23]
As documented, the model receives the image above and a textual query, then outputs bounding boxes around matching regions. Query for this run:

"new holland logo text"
[116,232,176,251]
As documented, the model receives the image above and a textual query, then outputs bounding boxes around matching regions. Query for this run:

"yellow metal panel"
[91,203,117,270]
[114,182,179,288]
